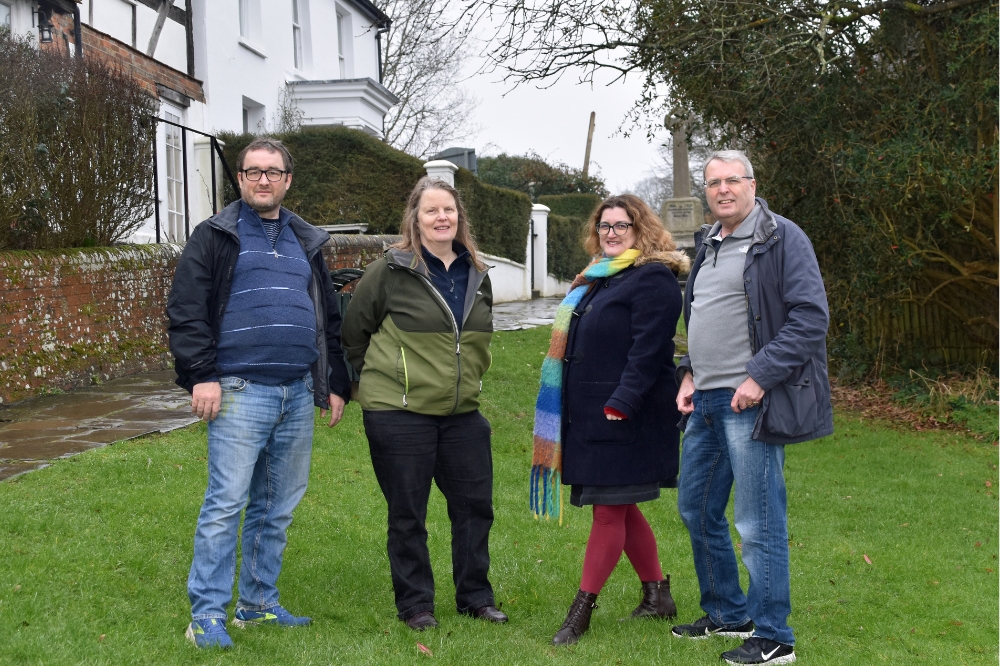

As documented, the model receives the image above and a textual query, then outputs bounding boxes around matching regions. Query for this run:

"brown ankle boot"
[629,576,677,619]
[552,590,599,645]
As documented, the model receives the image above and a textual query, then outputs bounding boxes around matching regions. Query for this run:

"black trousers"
[363,409,496,619]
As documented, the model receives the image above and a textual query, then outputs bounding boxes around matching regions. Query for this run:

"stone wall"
[0,236,392,405]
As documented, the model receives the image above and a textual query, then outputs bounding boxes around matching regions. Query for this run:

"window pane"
[293,26,302,69]
[239,0,248,37]
[0,4,10,28]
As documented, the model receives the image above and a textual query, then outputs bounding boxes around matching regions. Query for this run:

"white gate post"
[423,160,458,186]
[530,204,550,297]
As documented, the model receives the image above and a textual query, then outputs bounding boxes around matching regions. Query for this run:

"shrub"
[221,127,532,263]
[0,29,157,249]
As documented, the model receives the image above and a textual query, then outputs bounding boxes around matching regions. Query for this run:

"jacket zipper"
[414,274,462,415]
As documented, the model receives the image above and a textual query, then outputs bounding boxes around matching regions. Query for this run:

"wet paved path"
[0,298,565,481]
[0,371,198,481]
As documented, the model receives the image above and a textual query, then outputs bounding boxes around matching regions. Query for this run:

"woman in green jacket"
[342,177,506,631]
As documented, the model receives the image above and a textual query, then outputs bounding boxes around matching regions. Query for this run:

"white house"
[4,0,397,243]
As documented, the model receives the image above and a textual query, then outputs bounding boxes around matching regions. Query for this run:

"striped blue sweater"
[216,203,318,384]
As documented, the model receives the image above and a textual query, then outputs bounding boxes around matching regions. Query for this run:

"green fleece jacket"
[342,248,493,415]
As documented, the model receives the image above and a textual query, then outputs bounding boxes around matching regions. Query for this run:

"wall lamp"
[36,9,53,43]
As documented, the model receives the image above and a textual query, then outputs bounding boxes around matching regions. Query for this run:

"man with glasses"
[167,137,351,649]
[671,150,832,664]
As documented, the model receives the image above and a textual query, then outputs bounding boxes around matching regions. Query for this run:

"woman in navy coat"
[550,194,689,645]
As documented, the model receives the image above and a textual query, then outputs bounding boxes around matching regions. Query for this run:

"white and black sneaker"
[721,636,796,664]
[670,614,755,639]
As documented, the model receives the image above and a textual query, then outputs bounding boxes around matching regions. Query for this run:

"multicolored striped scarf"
[530,248,640,523]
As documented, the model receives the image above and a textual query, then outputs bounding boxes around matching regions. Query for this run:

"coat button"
[745,278,751,283]
[755,315,761,321]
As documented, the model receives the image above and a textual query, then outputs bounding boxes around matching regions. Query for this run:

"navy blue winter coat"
[561,261,683,486]
[677,197,834,444]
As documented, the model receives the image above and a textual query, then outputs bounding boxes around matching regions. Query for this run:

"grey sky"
[459,66,667,195]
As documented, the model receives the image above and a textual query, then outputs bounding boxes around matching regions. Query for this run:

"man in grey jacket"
[671,150,832,665]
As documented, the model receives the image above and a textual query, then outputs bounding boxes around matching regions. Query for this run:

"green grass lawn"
[1,326,997,665]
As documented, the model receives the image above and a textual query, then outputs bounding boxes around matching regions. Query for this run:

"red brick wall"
[0,237,393,405]
[45,14,204,103]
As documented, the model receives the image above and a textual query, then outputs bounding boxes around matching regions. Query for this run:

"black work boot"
[629,576,677,619]
[552,590,599,646]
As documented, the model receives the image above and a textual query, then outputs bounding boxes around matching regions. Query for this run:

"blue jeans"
[188,375,314,621]
[677,388,794,646]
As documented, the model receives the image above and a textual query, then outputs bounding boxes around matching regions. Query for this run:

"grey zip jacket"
[677,197,834,444]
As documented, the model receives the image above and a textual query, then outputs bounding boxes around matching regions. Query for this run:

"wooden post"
[582,112,595,178]
[147,0,171,57]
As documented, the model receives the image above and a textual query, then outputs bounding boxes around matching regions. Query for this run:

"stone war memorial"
[660,113,704,250]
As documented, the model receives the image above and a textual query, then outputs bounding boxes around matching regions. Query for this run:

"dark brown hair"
[236,137,295,174]
[393,177,485,270]
[583,194,690,273]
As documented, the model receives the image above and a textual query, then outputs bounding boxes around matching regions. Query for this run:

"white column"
[530,204,550,297]
[423,160,459,187]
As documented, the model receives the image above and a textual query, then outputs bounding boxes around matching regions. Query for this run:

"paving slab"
[0,371,198,482]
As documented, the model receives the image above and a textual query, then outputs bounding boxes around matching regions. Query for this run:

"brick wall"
[0,237,392,405]
[46,14,204,103]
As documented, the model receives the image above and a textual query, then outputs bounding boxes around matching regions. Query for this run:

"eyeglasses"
[241,168,287,182]
[596,222,633,236]
[704,176,754,189]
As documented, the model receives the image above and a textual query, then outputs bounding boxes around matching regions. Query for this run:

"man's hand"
[191,381,222,421]
[731,376,765,413]
[320,394,346,427]
[676,372,695,415]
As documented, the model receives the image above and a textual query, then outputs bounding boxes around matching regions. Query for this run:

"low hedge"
[546,214,592,282]
[537,193,602,220]
[220,127,529,263]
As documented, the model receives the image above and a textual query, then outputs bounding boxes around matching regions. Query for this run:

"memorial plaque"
[661,197,704,248]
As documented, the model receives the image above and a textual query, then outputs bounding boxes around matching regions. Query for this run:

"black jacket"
[677,197,833,444]
[561,262,683,487]
[166,200,351,407]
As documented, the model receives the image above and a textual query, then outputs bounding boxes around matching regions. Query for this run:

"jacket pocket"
[570,381,637,445]
[395,346,410,407]
[764,363,819,438]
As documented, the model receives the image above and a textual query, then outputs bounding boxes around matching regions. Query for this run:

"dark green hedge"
[538,193,602,220]
[220,127,424,234]
[220,127,530,264]
[546,214,592,282]
[454,168,531,264]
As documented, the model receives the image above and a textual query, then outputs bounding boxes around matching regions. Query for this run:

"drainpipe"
[72,3,83,57]
[375,20,390,84]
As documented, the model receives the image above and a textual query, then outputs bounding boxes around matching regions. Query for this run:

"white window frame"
[162,108,186,242]
[292,0,303,70]
[336,11,347,78]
